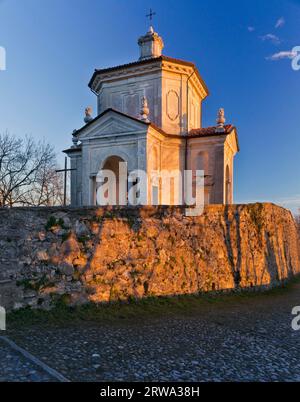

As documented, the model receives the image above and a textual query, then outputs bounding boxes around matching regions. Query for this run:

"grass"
[8,275,300,330]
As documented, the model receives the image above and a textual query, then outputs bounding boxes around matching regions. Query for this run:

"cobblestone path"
[4,282,300,382]
[0,338,56,382]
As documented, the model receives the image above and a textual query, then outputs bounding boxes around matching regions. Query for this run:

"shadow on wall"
[222,205,242,289]
[0,203,299,310]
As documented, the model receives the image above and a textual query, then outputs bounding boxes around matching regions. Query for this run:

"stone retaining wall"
[0,204,299,311]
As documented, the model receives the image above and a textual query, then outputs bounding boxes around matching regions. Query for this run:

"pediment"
[76,110,148,141]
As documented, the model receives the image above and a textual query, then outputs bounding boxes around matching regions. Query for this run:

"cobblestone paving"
[6,283,300,382]
[0,338,55,382]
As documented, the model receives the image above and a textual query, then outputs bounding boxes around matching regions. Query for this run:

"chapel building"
[64,26,239,206]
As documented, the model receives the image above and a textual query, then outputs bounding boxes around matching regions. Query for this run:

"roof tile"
[188,125,234,137]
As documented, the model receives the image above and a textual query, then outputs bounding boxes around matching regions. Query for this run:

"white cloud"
[266,50,297,61]
[273,196,300,214]
[275,17,285,29]
[248,26,255,32]
[260,33,281,45]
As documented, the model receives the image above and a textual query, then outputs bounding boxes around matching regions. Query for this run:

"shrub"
[45,216,57,231]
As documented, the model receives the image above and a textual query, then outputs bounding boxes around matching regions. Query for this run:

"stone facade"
[0,204,299,311]
[65,27,239,207]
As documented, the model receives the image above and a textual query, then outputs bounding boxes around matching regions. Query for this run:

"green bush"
[45,216,57,231]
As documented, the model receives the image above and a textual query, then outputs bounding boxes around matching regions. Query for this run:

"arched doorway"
[97,155,127,205]
[225,165,231,205]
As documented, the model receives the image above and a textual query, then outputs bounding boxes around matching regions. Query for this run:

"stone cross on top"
[146,8,156,23]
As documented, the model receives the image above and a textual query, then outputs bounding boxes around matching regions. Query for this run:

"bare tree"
[21,158,65,207]
[0,132,64,207]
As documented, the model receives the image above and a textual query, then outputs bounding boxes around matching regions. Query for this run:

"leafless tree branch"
[0,132,64,207]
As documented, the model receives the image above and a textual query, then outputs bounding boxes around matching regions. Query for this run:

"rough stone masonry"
[0,203,299,311]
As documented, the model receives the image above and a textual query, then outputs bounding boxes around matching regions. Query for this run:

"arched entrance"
[225,165,231,205]
[97,155,127,206]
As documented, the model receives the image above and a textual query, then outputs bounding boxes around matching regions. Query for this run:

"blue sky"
[0,0,300,212]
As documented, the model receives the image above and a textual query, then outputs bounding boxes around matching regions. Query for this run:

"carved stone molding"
[166,90,179,121]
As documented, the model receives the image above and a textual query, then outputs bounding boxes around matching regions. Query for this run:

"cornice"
[92,64,162,92]
[89,56,209,97]
[161,61,207,99]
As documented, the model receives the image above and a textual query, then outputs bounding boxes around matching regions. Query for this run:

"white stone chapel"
[64,25,239,207]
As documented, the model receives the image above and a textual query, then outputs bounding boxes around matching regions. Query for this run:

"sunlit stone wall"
[0,204,299,311]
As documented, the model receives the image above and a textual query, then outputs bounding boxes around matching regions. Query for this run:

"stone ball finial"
[72,130,79,148]
[140,96,150,122]
[84,106,93,124]
[72,136,79,147]
[215,108,226,133]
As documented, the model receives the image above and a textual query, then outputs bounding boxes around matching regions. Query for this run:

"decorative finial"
[84,106,93,123]
[146,9,155,35]
[72,136,79,148]
[72,130,79,148]
[215,108,226,133]
[138,12,164,60]
[140,96,150,122]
